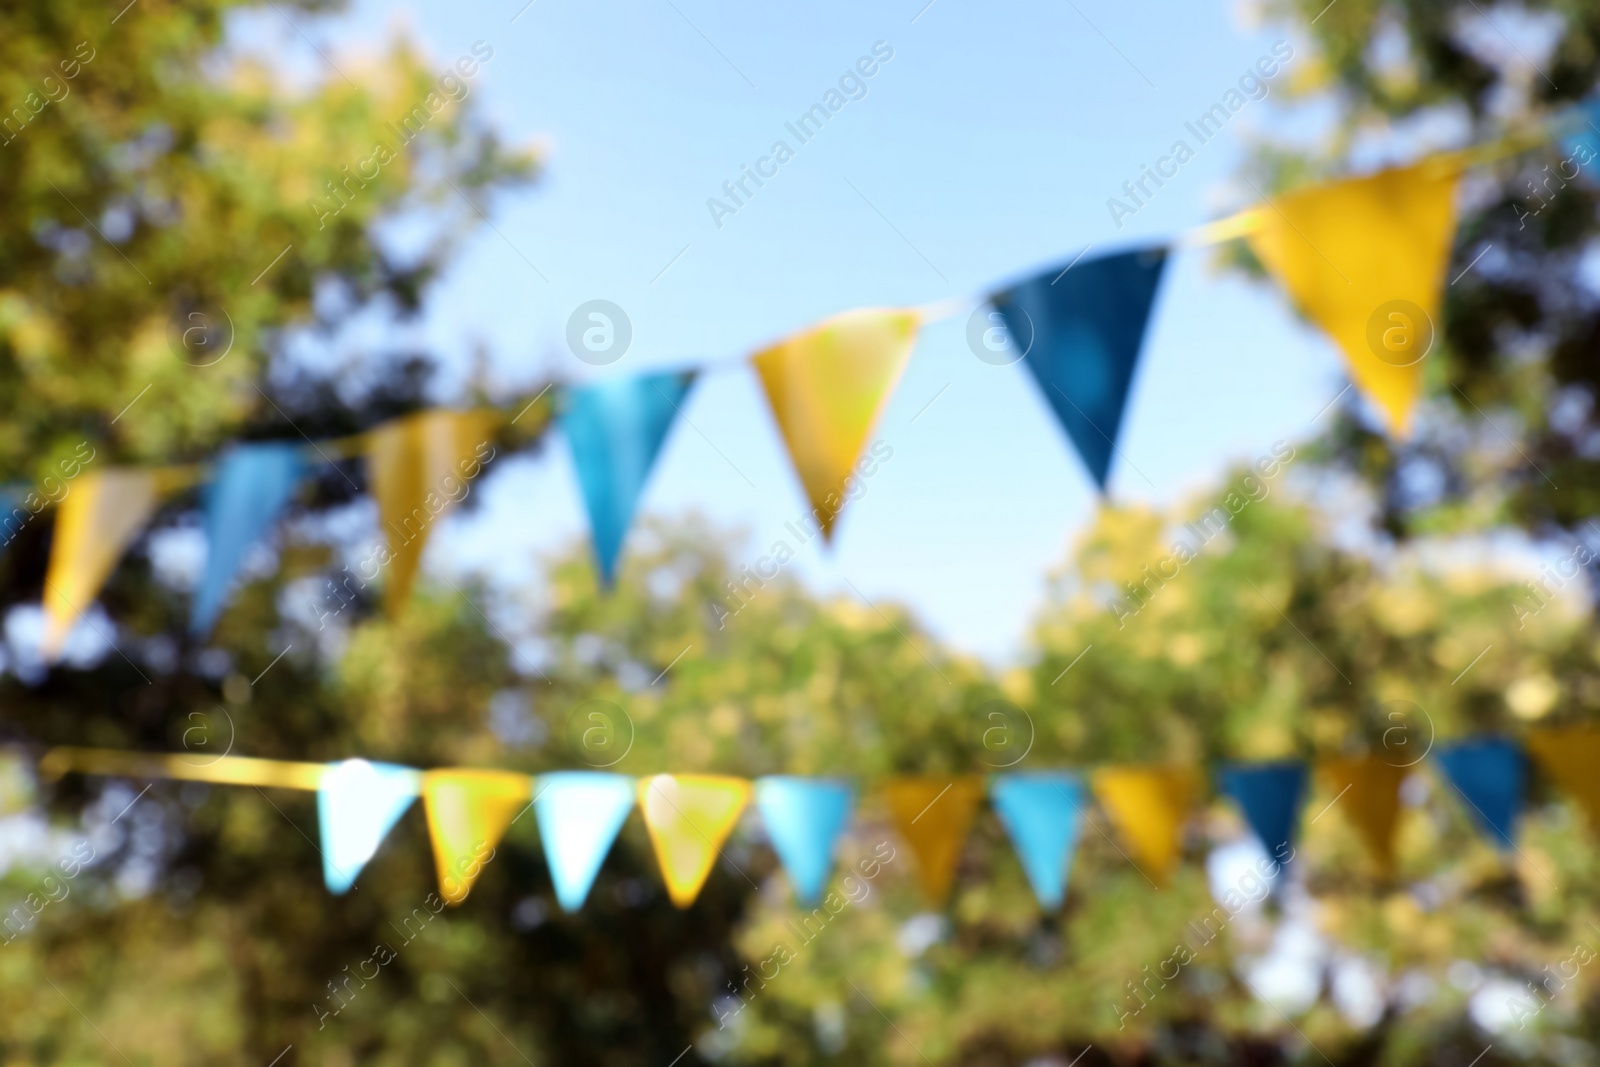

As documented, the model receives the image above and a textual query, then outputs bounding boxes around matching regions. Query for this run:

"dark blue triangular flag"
[990,247,1168,490]
[192,443,305,635]
[1435,738,1525,849]
[1218,760,1306,863]
[561,372,695,584]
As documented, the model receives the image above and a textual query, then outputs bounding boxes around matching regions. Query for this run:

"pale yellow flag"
[43,469,169,657]
[1317,756,1409,874]
[1090,766,1197,885]
[1527,726,1600,831]
[638,774,751,908]
[881,776,984,906]
[422,769,532,904]
[752,309,918,540]
[368,410,499,615]
[1247,159,1460,437]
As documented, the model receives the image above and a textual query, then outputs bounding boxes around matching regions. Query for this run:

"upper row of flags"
[29,100,1600,651]
[43,724,1600,911]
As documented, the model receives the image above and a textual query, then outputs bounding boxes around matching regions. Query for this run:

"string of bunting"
[34,724,1600,911]
[20,100,1600,656]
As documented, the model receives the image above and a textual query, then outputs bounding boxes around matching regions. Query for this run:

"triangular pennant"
[317,759,421,894]
[1526,725,1600,830]
[368,409,500,615]
[422,769,532,904]
[1556,94,1600,165]
[560,372,695,584]
[637,774,751,908]
[1435,737,1525,849]
[989,772,1086,909]
[754,776,854,906]
[752,308,918,540]
[1316,755,1409,873]
[1245,160,1459,437]
[43,468,165,657]
[991,247,1169,490]
[881,776,984,906]
[1218,760,1307,862]
[533,771,636,912]
[191,443,305,635]
[1090,766,1196,884]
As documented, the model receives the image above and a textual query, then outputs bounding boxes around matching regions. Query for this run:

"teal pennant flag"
[754,776,853,905]
[533,771,636,911]
[1436,738,1525,849]
[1218,760,1306,862]
[191,443,305,635]
[990,248,1168,490]
[989,772,1086,909]
[317,759,421,894]
[561,372,695,584]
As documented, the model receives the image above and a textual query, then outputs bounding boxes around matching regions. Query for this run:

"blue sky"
[279,0,1348,662]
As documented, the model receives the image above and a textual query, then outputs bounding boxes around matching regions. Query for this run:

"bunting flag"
[421,769,532,904]
[754,776,853,906]
[1218,760,1307,861]
[752,308,919,540]
[317,759,421,894]
[1435,737,1525,849]
[882,776,984,906]
[1090,766,1196,884]
[368,409,500,615]
[43,468,166,657]
[638,774,752,908]
[533,771,637,912]
[561,372,695,584]
[1246,159,1460,437]
[989,772,1086,909]
[1316,756,1409,874]
[990,248,1169,490]
[1525,725,1600,830]
[191,443,305,635]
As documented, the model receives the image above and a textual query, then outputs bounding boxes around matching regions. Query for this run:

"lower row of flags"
[307,728,1600,912]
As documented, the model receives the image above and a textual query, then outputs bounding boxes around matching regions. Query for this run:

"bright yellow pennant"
[638,774,752,908]
[368,409,500,616]
[421,769,532,904]
[43,468,190,657]
[1316,755,1409,874]
[1526,726,1600,831]
[752,308,918,540]
[1246,158,1460,438]
[882,776,984,905]
[1090,766,1197,885]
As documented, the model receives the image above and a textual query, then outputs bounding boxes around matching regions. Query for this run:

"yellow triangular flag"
[637,774,752,908]
[881,776,984,906]
[1246,159,1460,437]
[1317,755,1409,874]
[43,468,175,657]
[1090,766,1197,884]
[1526,726,1600,831]
[368,409,499,615]
[752,308,918,540]
[422,769,532,904]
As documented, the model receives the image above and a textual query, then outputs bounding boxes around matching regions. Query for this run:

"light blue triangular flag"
[317,759,421,894]
[990,248,1168,490]
[533,771,636,911]
[754,776,853,905]
[1557,93,1600,163]
[1218,760,1307,862]
[191,443,305,634]
[989,772,1086,909]
[1436,738,1525,849]
[561,372,695,584]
